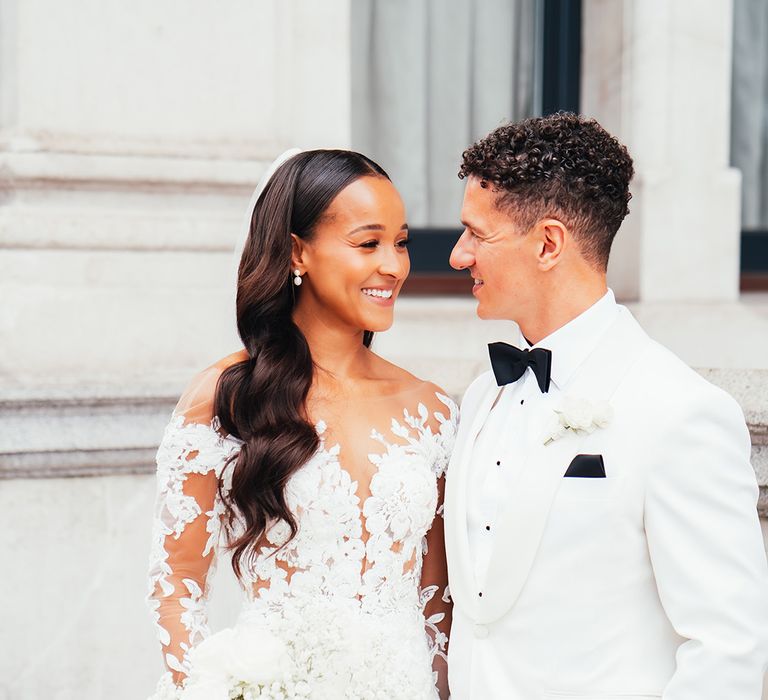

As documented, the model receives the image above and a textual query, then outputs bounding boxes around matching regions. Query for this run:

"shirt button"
[496,460,501,466]
[474,624,489,639]
[520,399,525,405]
[485,525,491,531]
[478,591,483,597]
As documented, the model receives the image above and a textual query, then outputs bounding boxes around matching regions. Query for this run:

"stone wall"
[0,0,353,395]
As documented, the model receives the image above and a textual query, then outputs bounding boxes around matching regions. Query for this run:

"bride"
[147,149,457,699]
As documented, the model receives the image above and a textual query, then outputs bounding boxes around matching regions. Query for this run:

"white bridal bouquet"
[150,624,310,700]
[150,597,433,699]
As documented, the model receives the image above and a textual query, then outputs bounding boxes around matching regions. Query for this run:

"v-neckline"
[312,426,432,580]
[313,418,391,513]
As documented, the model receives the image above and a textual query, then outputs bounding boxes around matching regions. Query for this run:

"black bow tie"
[488,342,552,393]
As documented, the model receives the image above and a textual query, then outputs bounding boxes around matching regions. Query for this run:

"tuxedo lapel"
[444,378,504,616]
[476,308,647,624]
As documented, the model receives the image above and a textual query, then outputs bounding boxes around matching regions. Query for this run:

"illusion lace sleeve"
[146,369,240,686]
[420,393,458,700]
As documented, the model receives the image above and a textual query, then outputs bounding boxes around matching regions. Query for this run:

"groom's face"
[451,177,538,321]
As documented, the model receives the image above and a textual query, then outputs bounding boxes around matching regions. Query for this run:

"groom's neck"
[517,274,608,345]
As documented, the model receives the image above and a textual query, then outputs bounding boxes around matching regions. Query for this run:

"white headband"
[232,148,303,288]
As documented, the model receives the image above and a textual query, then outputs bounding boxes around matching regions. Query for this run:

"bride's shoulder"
[411,379,456,414]
[372,367,458,464]
[369,355,456,417]
[174,349,248,425]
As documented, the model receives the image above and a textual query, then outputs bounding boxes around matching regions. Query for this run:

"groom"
[443,113,768,699]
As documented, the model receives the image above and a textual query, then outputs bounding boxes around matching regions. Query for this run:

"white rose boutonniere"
[543,395,613,445]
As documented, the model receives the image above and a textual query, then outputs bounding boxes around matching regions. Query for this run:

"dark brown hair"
[459,112,634,269]
[215,149,388,579]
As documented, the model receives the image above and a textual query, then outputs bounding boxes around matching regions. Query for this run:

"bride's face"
[293,175,410,333]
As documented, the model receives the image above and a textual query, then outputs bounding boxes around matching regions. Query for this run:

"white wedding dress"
[147,366,458,699]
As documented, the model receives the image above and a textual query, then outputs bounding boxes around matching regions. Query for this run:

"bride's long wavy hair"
[215,149,388,579]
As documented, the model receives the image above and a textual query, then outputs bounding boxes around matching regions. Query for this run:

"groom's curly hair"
[459,112,634,270]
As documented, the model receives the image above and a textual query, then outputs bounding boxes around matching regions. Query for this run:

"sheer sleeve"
[420,392,458,700]
[146,367,240,688]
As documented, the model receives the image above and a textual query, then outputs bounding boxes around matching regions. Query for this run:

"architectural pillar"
[581,0,740,302]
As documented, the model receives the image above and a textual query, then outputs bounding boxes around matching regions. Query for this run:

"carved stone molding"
[0,151,269,253]
[0,390,176,479]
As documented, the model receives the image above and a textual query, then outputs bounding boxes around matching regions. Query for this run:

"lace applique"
[148,394,458,697]
[147,415,240,673]
[379,393,456,479]
[420,584,449,668]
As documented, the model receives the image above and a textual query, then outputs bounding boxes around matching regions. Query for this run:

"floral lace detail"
[420,583,451,677]
[148,393,458,698]
[147,415,240,674]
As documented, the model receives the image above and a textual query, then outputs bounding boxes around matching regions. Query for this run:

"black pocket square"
[564,454,606,478]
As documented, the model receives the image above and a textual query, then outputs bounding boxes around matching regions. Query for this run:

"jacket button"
[474,624,489,639]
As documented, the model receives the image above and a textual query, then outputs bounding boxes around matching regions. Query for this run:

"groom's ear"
[534,219,567,271]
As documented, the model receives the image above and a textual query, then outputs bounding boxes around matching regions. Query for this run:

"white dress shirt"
[466,289,621,585]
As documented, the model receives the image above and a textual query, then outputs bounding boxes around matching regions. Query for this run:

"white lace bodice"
[147,389,457,699]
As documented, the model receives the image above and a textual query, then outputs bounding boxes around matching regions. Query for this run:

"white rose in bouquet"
[181,623,294,700]
[148,672,183,700]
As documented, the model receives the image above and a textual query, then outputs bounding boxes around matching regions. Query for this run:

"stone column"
[581,0,741,302]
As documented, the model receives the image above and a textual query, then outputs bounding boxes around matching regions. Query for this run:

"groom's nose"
[450,230,475,270]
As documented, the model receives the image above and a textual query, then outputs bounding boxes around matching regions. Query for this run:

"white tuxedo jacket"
[445,307,768,700]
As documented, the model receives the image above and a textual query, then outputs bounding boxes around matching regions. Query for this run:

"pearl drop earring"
[293,269,303,286]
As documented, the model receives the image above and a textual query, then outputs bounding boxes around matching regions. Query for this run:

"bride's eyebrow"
[347,224,409,235]
[348,224,384,235]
